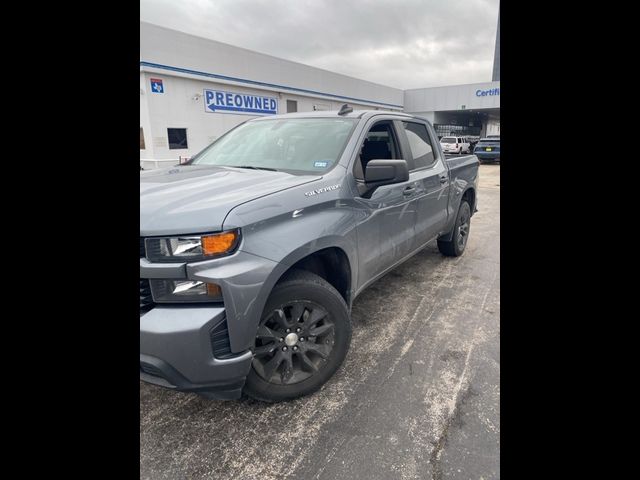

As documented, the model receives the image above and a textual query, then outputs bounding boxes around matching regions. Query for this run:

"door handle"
[403,186,416,196]
[439,176,448,184]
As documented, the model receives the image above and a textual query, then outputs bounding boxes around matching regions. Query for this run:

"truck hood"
[140,165,320,235]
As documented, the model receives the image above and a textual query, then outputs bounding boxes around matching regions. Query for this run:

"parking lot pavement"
[140,164,500,480]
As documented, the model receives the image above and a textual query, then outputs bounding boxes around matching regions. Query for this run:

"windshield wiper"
[232,165,279,172]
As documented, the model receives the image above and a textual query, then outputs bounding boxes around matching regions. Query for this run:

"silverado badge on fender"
[304,184,341,197]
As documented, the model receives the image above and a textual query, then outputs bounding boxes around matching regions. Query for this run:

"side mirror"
[364,159,409,187]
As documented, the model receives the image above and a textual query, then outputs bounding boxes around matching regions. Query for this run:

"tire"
[243,269,352,402]
[438,200,471,257]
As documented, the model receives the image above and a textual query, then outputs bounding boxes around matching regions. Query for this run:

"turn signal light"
[201,230,239,256]
[206,283,222,297]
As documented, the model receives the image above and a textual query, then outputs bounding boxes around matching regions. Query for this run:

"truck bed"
[445,154,479,180]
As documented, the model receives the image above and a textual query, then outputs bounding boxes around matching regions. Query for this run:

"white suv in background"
[440,136,471,154]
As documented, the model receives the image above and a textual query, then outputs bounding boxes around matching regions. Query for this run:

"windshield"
[189,118,357,175]
[441,137,457,144]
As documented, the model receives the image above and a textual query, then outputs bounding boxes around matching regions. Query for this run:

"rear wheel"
[438,200,471,257]
[244,270,352,402]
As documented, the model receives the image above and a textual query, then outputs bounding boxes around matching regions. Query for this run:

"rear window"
[441,137,456,144]
[478,139,500,145]
[402,122,435,169]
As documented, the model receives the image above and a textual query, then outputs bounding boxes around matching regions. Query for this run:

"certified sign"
[204,89,278,115]
[475,87,500,97]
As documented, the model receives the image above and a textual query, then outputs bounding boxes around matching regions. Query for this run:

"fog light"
[150,279,223,303]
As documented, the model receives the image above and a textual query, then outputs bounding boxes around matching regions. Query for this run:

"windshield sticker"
[314,161,329,168]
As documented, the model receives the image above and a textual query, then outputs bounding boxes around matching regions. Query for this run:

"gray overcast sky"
[140,0,499,90]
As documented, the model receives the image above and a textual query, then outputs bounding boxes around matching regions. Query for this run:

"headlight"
[150,279,223,303]
[144,229,240,263]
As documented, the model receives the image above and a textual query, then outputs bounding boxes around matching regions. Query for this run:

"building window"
[433,124,481,138]
[402,122,435,169]
[286,100,297,113]
[167,128,188,150]
[140,127,145,150]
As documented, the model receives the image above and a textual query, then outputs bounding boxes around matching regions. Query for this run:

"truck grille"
[210,318,234,359]
[140,237,154,314]
[140,278,154,314]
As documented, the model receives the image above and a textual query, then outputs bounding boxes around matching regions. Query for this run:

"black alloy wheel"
[243,269,352,402]
[253,301,335,385]
[437,200,471,257]
[457,204,470,250]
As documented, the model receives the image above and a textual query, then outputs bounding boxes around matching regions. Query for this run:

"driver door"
[353,120,417,287]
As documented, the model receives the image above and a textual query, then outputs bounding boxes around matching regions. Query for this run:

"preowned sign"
[204,89,278,115]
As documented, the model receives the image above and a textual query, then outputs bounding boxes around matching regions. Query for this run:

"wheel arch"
[462,186,477,216]
[275,242,355,308]
[439,186,477,242]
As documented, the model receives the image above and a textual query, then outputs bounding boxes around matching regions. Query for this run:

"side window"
[402,122,435,169]
[168,128,188,150]
[354,121,399,180]
[140,127,145,150]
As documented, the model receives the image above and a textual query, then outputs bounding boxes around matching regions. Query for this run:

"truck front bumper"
[140,249,287,399]
[140,306,253,399]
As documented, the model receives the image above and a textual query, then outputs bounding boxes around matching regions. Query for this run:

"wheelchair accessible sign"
[204,89,278,115]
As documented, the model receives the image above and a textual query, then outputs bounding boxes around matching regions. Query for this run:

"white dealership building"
[140,22,500,168]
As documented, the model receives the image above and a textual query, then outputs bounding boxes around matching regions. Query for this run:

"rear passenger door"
[397,120,450,248]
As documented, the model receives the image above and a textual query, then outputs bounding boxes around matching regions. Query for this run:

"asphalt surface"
[140,164,500,480]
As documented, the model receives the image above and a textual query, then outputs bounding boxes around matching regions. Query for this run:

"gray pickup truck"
[140,108,479,402]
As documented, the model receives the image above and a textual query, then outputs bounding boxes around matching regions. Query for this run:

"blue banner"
[204,89,278,115]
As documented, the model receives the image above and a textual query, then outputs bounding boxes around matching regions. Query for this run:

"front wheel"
[438,200,471,257]
[243,270,352,402]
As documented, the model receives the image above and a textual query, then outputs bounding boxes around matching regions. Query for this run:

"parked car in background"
[473,137,500,163]
[440,136,471,154]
